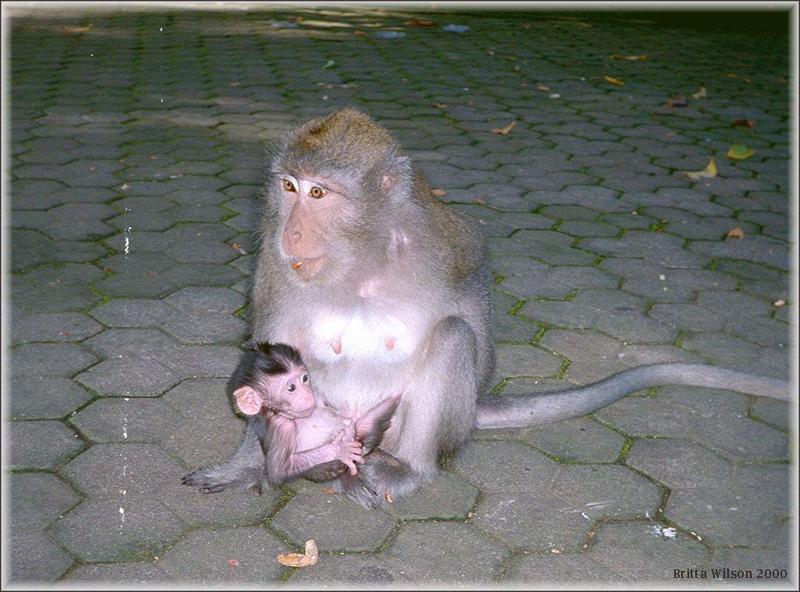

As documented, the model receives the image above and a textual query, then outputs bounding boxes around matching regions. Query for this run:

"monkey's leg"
[345,317,478,508]
[181,416,268,494]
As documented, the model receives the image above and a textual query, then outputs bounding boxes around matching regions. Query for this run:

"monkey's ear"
[234,386,262,416]
[379,154,412,195]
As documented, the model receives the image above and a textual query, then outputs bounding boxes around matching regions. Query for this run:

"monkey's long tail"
[475,363,791,429]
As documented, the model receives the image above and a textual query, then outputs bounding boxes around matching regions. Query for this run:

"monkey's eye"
[309,186,326,199]
[282,178,297,192]
[287,383,296,393]
[301,374,309,383]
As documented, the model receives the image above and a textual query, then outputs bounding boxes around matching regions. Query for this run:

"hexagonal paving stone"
[70,398,180,443]
[494,344,563,379]
[289,554,406,586]
[11,343,98,378]
[50,498,185,563]
[522,417,626,463]
[6,524,74,582]
[11,311,103,344]
[11,472,81,528]
[11,228,108,272]
[587,521,708,581]
[272,483,396,552]
[451,439,560,493]
[158,527,288,582]
[65,562,172,584]
[632,447,788,547]
[12,262,105,312]
[10,421,85,469]
[596,386,789,462]
[506,551,625,584]
[626,439,733,489]
[383,522,508,583]
[9,374,93,420]
[385,471,479,520]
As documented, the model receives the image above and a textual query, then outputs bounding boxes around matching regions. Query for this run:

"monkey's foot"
[338,450,430,509]
[181,466,263,495]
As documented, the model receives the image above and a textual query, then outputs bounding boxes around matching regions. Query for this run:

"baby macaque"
[231,342,401,486]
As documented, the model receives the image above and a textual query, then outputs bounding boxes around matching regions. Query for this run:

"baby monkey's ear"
[233,386,263,416]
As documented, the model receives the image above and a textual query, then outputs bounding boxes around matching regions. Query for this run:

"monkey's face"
[273,171,362,283]
[269,365,316,418]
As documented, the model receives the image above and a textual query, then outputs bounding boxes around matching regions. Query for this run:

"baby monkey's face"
[269,365,316,418]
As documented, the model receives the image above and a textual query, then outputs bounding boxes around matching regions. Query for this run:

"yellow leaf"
[603,75,625,86]
[277,540,319,568]
[726,145,755,160]
[610,54,649,61]
[431,188,447,196]
[491,121,517,135]
[683,158,718,180]
[726,227,746,240]
[691,86,707,98]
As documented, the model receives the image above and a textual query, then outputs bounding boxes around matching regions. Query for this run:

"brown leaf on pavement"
[725,227,746,240]
[277,540,319,568]
[491,121,517,135]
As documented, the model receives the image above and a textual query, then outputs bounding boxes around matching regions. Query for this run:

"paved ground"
[4,5,796,588]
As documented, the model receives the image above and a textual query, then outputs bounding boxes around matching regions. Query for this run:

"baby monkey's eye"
[301,374,309,383]
[287,383,296,393]
[309,186,325,199]
[282,178,297,192]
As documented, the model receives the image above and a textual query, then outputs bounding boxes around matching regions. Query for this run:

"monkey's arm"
[265,418,363,484]
[354,393,402,454]
[476,363,790,429]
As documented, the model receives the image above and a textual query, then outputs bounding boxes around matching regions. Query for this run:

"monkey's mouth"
[290,256,325,278]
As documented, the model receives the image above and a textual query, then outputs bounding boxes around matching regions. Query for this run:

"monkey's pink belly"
[293,407,355,453]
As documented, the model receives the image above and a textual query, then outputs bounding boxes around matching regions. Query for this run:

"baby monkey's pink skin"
[234,364,401,485]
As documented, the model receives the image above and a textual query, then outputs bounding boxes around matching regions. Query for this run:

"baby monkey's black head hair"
[229,342,305,392]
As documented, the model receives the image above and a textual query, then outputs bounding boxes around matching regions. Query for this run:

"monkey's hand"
[326,430,364,476]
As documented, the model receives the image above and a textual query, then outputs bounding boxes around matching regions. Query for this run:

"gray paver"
[10,421,86,469]
[158,527,288,582]
[271,484,396,552]
[383,522,508,582]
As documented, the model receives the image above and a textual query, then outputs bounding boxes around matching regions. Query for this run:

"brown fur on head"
[276,109,412,195]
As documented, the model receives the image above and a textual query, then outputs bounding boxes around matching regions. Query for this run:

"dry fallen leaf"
[610,54,649,61]
[773,299,786,307]
[733,119,756,129]
[603,75,625,86]
[406,18,437,28]
[431,188,447,196]
[321,486,336,495]
[61,25,92,35]
[683,158,718,180]
[491,121,517,135]
[691,86,707,99]
[432,103,449,109]
[277,539,319,568]
[353,30,368,36]
[726,144,755,160]
[384,492,395,503]
[227,559,239,568]
[230,242,247,255]
[536,83,551,91]
[472,198,486,205]
[666,95,688,108]
[726,227,746,240]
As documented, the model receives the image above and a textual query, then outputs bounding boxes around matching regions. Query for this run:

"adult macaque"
[229,341,400,486]
[183,108,789,507]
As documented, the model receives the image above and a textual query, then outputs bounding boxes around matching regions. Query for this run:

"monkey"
[182,108,790,508]
[227,341,401,487]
